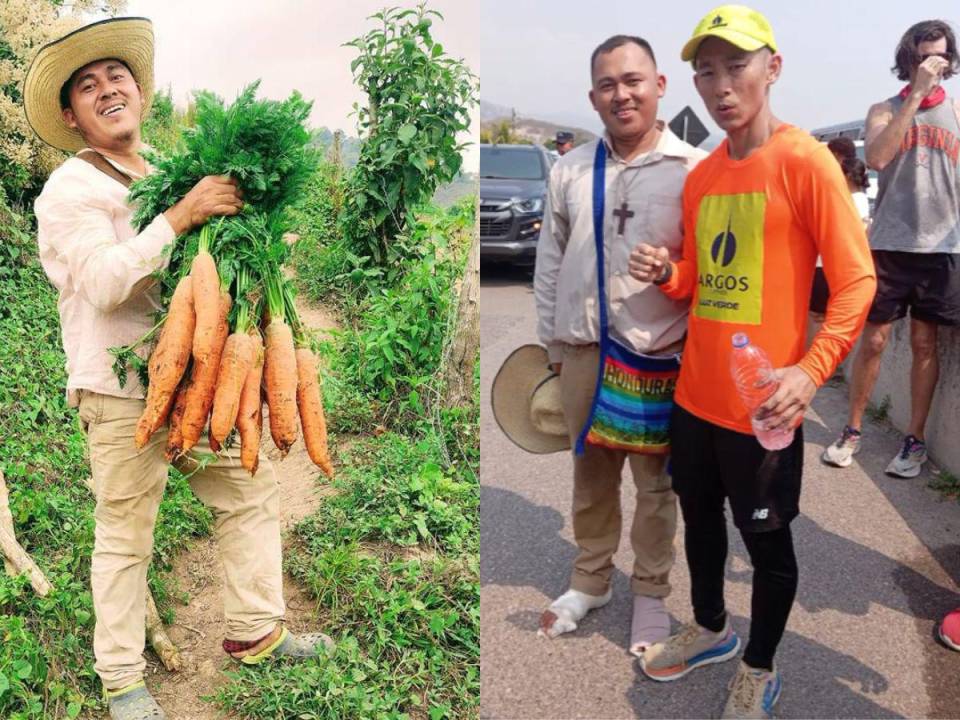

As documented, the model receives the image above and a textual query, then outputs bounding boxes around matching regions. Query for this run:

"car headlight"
[512,197,543,213]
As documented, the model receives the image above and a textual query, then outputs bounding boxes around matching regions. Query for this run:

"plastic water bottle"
[729,333,795,451]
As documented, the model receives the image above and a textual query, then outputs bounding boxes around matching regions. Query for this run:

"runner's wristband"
[652,262,673,286]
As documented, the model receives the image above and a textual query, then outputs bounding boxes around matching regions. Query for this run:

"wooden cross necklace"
[612,159,647,237]
[613,200,634,235]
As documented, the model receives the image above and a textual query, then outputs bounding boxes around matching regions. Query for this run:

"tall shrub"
[341,2,477,266]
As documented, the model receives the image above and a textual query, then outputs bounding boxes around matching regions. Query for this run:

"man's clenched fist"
[628,243,670,283]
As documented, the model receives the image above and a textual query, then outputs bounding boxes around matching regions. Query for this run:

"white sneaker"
[885,435,927,478]
[821,425,861,468]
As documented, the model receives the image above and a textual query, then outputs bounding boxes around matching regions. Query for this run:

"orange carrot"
[181,290,231,452]
[165,380,189,461]
[237,331,264,475]
[264,318,298,454]
[210,333,255,443]
[135,275,196,448]
[190,250,221,364]
[296,347,333,478]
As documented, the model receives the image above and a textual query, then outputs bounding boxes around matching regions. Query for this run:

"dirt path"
[101,297,340,720]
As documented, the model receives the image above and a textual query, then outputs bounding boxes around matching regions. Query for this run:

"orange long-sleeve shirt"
[659,125,877,434]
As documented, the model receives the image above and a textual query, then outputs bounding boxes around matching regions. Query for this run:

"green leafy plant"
[866,394,892,423]
[127,82,317,305]
[341,3,477,266]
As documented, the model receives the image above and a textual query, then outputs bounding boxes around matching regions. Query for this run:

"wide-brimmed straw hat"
[23,17,155,153]
[491,345,570,454]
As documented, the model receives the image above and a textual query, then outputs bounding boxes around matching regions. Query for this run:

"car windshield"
[480,147,544,180]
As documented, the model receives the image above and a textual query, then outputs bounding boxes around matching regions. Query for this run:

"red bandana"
[899,84,946,109]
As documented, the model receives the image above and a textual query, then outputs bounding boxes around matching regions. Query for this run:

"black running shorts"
[669,403,803,533]
[809,267,829,315]
[867,250,960,326]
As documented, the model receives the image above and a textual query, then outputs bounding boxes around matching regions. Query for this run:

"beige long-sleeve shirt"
[35,155,175,405]
[534,124,707,363]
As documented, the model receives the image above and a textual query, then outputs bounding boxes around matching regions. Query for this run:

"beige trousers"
[78,391,285,691]
[558,345,677,598]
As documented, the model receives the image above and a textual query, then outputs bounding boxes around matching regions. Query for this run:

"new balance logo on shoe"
[751,508,769,520]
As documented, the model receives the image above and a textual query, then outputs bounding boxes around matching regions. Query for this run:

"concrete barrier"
[841,320,960,476]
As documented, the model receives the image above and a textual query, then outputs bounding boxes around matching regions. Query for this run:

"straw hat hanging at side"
[491,344,570,454]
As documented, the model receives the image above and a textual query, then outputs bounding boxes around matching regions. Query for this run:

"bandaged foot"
[629,594,671,657]
[538,588,613,639]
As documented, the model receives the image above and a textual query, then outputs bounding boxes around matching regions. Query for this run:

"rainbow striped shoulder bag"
[574,141,680,456]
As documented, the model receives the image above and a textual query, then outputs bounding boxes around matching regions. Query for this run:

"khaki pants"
[558,345,677,598]
[78,391,285,691]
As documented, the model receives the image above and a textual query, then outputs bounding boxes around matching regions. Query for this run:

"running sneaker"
[640,618,740,682]
[721,661,782,719]
[885,435,928,478]
[821,425,861,467]
[938,608,960,651]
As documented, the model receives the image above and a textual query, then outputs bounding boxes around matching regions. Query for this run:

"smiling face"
[589,42,664,146]
[61,58,143,149]
[692,37,781,134]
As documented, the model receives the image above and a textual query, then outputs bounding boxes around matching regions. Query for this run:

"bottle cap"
[732,333,749,348]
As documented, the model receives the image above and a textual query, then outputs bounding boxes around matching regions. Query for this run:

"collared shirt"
[534,122,707,363]
[35,152,175,405]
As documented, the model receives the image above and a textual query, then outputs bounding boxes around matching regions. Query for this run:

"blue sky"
[481,1,958,142]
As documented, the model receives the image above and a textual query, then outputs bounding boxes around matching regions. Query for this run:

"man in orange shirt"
[628,6,876,718]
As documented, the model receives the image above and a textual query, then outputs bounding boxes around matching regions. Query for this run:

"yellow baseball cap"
[681,5,777,63]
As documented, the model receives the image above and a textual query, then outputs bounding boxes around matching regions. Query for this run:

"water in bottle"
[729,333,795,451]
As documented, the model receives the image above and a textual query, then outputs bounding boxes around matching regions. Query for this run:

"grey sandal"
[236,626,335,665]
[106,682,166,720]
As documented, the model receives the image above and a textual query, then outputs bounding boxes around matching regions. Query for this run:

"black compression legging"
[682,509,798,671]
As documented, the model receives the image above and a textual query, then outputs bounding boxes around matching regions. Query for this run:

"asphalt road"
[480,264,960,719]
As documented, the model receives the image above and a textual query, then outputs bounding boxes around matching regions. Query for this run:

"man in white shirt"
[26,18,331,719]
[534,34,705,655]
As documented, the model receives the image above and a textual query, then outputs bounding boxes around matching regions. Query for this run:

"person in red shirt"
[628,6,876,718]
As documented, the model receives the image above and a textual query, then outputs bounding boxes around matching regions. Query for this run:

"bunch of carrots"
[131,225,332,476]
[112,84,333,477]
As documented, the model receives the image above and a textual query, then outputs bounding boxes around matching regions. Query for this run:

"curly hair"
[827,137,856,161]
[841,157,870,193]
[892,20,960,81]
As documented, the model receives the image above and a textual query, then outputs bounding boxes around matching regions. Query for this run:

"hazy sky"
[122,0,479,170]
[481,0,958,143]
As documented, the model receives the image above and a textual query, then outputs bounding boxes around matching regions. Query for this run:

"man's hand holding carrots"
[164,175,244,235]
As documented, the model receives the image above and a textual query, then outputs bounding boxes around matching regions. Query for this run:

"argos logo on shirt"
[695,192,766,324]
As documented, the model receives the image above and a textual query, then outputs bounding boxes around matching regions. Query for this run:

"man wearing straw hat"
[515,33,705,657]
[25,17,332,719]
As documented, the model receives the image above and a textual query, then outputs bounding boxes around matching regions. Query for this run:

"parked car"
[479,144,553,267]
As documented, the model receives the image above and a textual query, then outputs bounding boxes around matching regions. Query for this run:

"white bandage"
[537,588,612,639]
[629,595,671,657]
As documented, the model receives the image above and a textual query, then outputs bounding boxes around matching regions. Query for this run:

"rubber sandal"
[106,681,166,720]
[233,626,335,665]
